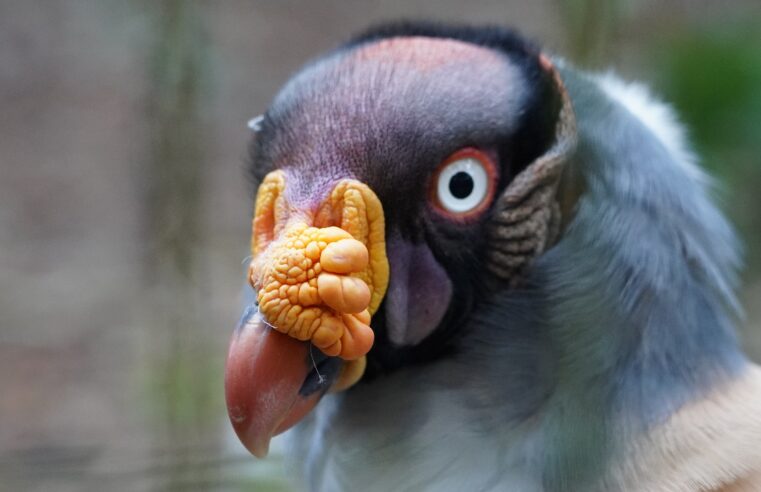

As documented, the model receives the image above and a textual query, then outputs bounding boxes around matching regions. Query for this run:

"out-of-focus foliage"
[652,22,761,274]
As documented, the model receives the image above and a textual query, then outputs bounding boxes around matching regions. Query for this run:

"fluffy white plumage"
[595,72,706,184]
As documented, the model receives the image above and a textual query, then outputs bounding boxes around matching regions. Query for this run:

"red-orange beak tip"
[224,308,324,458]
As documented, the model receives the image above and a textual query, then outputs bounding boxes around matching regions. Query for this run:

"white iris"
[436,157,489,213]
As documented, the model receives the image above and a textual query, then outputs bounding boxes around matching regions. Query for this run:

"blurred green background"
[0,1,759,490]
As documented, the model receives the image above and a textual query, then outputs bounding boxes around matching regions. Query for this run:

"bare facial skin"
[257,36,527,213]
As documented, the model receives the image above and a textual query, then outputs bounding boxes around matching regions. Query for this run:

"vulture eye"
[430,148,498,220]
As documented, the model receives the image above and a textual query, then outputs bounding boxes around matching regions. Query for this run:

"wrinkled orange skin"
[249,171,389,363]
[251,223,374,359]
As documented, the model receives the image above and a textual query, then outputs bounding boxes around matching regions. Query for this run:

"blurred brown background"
[1,1,759,490]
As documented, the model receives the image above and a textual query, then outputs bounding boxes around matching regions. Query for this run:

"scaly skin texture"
[249,171,389,362]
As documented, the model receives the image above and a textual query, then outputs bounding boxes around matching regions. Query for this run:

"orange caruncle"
[252,223,374,359]
[249,171,389,363]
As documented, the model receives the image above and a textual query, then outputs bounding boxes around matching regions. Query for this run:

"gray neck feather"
[462,66,746,488]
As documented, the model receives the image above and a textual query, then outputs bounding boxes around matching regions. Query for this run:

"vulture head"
[225,23,761,491]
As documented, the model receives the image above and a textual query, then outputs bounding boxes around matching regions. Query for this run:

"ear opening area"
[503,53,566,183]
[485,54,578,284]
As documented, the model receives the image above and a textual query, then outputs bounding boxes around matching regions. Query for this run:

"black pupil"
[449,171,474,199]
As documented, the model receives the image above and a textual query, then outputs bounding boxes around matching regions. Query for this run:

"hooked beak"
[225,307,355,457]
[225,172,388,457]
[225,307,318,457]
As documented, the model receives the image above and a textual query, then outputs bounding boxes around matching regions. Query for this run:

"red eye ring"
[429,147,499,222]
